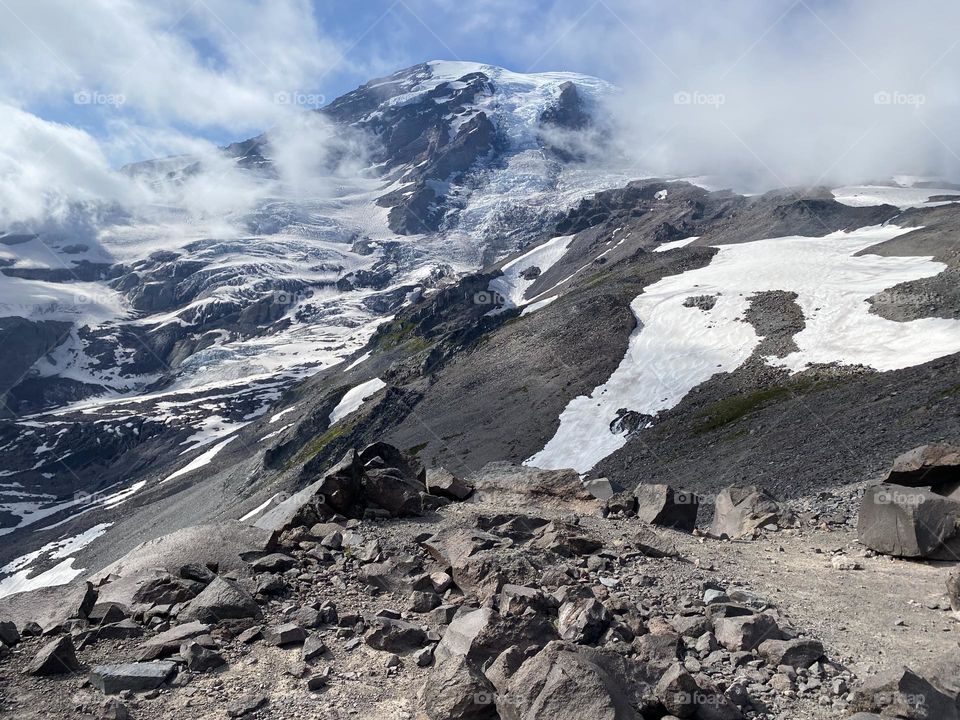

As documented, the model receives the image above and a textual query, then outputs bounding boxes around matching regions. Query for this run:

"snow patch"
[329,378,387,425]
[528,225,960,472]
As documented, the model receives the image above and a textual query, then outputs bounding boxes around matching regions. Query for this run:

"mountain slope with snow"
[1,62,959,602]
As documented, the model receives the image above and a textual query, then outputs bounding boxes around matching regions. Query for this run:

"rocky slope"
[0,444,958,720]
[0,61,959,720]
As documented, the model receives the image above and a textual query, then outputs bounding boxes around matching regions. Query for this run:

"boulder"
[656,663,700,718]
[496,641,660,719]
[0,620,20,646]
[709,486,790,539]
[948,569,960,618]
[583,478,623,502]
[468,462,603,513]
[89,662,177,694]
[181,641,226,672]
[254,451,363,531]
[857,483,960,557]
[265,622,308,646]
[91,523,273,583]
[533,521,603,556]
[851,666,959,720]
[757,638,824,668]
[419,653,498,720]
[630,526,679,558]
[713,614,783,651]
[365,617,427,652]
[0,581,97,633]
[434,608,556,668]
[179,577,262,624]
[25,636,81,676]
[426,467,474,501]
[634,484,700,532]
[886,443,960,490]
[137,621,211,661]
[557,598,611,644]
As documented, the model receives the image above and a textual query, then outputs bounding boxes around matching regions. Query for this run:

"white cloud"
[0,0,341,136]
[0,105,141,227]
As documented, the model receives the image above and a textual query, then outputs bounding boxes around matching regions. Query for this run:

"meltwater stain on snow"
[528,225,960,473]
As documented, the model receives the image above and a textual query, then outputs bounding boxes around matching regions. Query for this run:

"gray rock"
[851,666,959,720]
[468,462,603,514]
[302,634,327,662]
[886,443,960,489]
[365,617,427,652]
[137,621,211,660]
[89,662,177,694]
[179,577,262,624]
[583,477,622,502]
[0,581,97,634]
[557,597,611,644]
[265,622,308,646]
[426,467,474,501]
[634,483,700,532]
[93,620,144,641]
[0,620,20,646]
[419,653,497,720]
[656,663,700,718]
[25,636,80,675]
[713,614,783,652]
[181,641,226,672]
[757,638,824,668]
[178,563,217,584]
[858,483,960,557]
[497,641,660,719]
[226,694,268,717]
[709,486,788,539]
[630,526,679,558]
[434,608,556,668]
[99,698,131,720]
[251,553,296,572]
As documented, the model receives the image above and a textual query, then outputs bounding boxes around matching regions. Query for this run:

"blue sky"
[0,0,958,219]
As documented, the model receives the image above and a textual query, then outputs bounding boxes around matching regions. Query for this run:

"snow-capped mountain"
[0,61,634,563]
[2,61,960,603]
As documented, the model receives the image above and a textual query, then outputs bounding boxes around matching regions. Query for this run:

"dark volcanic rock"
[857,483,960,557]
[886,442,960,490]
[179,578,263,624]
[25,636,81,676]
[852,666,959,720]
[90,662,177,694]
[634,483,700,531]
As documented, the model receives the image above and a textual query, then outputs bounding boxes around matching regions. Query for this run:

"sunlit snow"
[528,225,960,472]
